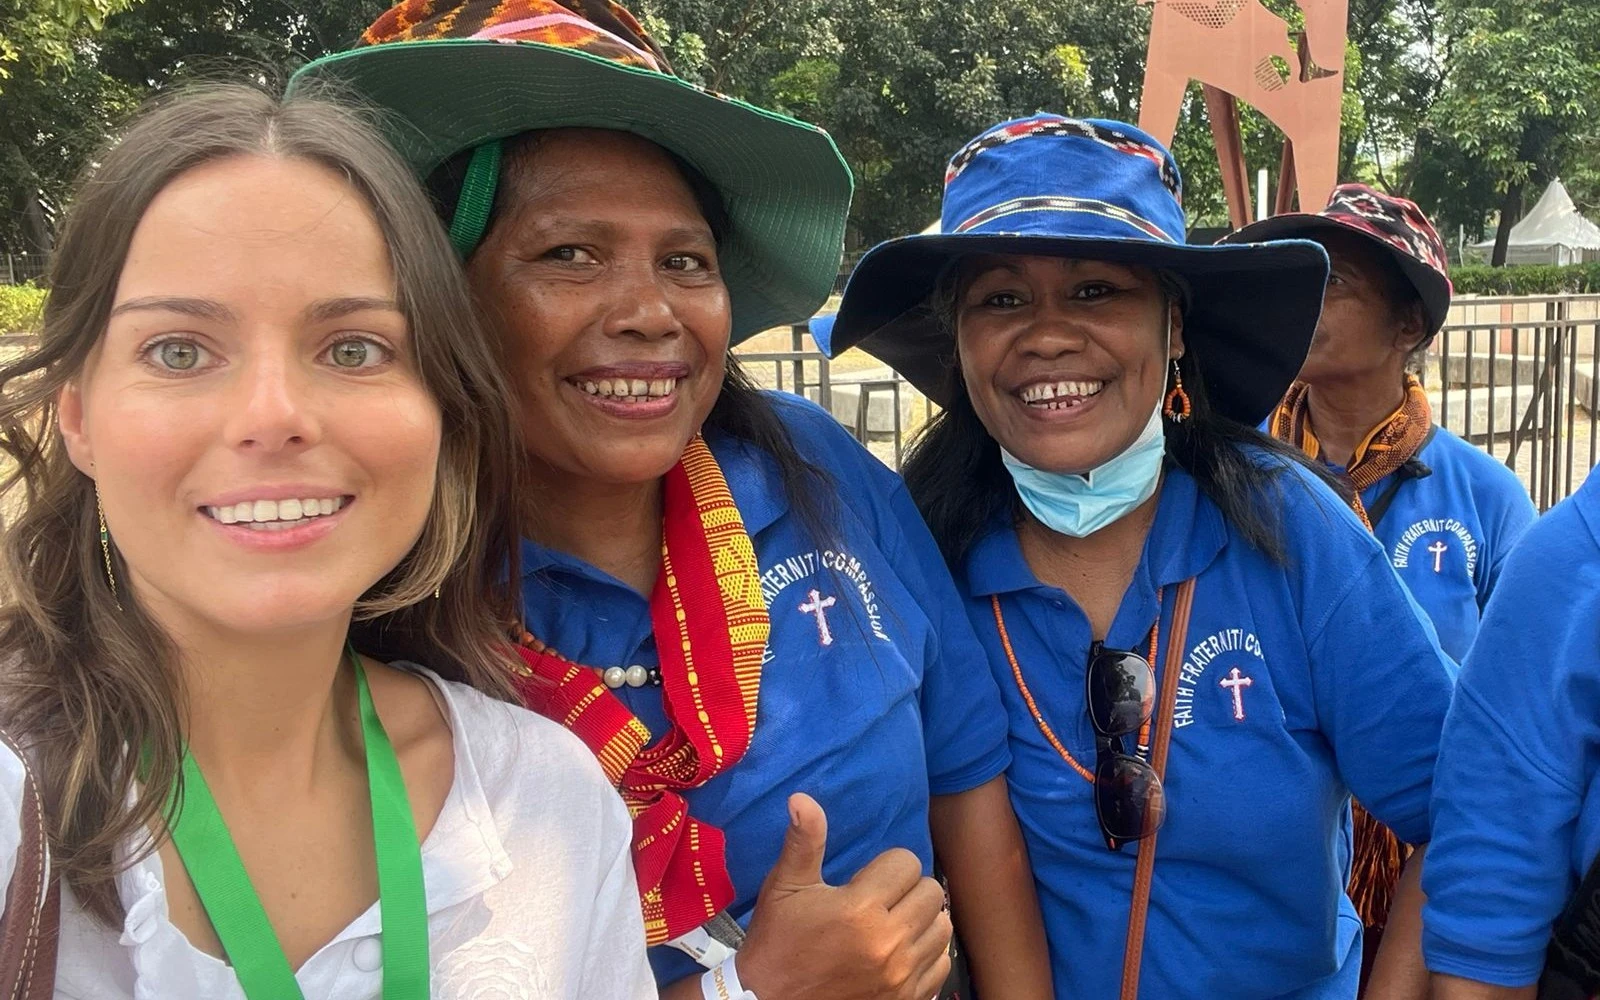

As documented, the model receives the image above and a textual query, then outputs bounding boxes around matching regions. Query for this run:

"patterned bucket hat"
[825,115,1331,427]
[1224,183,1453,336]
[289,0,854,344]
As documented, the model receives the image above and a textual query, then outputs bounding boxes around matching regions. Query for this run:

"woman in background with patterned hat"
[826,115,1456,999]
[1227,185,1535,664]
[293,4,1054,999]
[1225,186,1536,993]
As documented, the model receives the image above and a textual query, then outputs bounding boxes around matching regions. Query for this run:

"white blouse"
[0,667,659,1000]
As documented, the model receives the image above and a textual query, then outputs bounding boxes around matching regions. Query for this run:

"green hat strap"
[448,140,503,258]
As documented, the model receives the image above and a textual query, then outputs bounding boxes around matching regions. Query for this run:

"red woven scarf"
[512,435,767,946]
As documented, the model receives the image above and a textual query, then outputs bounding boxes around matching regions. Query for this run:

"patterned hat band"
[468,10,665,69]
[955,195,1178,243]
[358,0,669,71]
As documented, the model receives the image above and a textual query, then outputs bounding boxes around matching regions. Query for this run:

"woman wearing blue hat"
[827,115,1458,998]
[293,2,1053,998]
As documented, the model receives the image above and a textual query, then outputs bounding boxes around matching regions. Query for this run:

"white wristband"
[700,955,758,1000]
[668,924,739,969]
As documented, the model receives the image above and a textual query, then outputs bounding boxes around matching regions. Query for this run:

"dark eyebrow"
[662,226,718,248]
[966,259,1027,282]
[302,297,402,323]
[108,297,234,322]
[524,216,618,240]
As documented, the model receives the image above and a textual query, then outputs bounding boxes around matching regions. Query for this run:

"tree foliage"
[7,0,1600,262]
[0,0,136,88]
[640,0,1142,244]
[1416,0,1600,262]
[0,0,376,250]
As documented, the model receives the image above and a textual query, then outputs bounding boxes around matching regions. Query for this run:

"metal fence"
[734,296,1600,509]
[1,254,48,285]
[1430,294,1600,510]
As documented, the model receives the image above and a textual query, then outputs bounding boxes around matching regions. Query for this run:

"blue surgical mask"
[999,313,1174,538]
[1000,400,1166,538]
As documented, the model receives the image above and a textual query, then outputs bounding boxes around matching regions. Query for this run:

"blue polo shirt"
[1422,469,1600,987]
[959,460,1456,999]
[519,393,1012,988]
[1353,427,1535,661]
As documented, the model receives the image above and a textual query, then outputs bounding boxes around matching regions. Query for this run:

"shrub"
[1451,262,1600,296]
[0,284,45,334]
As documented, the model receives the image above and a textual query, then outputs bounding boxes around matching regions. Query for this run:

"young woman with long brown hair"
[0,83,654,998]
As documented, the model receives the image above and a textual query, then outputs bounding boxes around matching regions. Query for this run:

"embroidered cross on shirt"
[799,589,837,647]
[1220,667,1254,721]
[1429,540,1448,573]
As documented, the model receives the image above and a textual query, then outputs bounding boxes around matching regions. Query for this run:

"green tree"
[642,0,1143,247]
[1423,0,1600,264]
[0,0,137,90]
[0,0,376,251]
[1343,0,1443,191]
[0,0,144,250]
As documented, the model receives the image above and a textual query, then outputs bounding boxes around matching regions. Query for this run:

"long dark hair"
[0,83,527,924]
[904,272,1345,568]
[429,132,837,544]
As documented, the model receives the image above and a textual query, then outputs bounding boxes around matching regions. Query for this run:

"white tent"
[1473,179,1600,265]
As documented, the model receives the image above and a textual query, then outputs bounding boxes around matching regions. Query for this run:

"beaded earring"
[1163,360,1192,423]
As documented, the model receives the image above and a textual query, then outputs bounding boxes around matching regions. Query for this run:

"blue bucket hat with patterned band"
[824,115,1332,427]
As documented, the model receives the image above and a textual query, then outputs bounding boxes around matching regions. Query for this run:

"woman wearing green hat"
[293,2,1054,999]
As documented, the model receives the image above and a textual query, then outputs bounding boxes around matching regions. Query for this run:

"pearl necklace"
[602,664,663,689]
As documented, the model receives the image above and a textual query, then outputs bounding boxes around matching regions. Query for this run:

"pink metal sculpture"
[1137,0,1348,226]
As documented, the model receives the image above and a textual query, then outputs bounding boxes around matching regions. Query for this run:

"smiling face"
[955,255,1183,475]
[57,153,443,637]
[465,128,731,488]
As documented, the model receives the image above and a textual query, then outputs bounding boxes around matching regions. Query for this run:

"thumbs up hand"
[735,794,953,1000]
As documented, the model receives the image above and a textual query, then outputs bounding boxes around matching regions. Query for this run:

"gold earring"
[434,583,441,600]
[1163,360,1192,423]
[97,489,122,611]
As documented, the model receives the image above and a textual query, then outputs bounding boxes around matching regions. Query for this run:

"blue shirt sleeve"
[1477,475,1538,609]
[1422,502,1600,987]
[1289,474,1457,844]
[883,479,1013,795]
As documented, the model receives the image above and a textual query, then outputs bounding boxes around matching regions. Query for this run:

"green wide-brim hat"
[288,0,853,344]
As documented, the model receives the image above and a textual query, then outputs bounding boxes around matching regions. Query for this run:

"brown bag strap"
[0,729,59,1000]
[1119,576,1197,1000]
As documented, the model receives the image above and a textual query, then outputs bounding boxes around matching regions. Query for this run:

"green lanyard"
[167,649,430,999]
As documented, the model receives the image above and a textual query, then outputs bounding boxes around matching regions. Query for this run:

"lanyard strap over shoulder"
[168,655,429,1000]
[1119,576,1196,1000]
